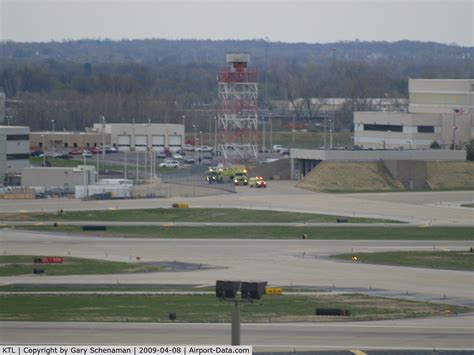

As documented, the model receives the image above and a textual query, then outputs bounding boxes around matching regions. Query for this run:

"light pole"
[193,124,198,163]
[386,130,391,149]
[214,116,218,155]
[51,119,55,157]
[41,134,45,166]
[323,111,327,149]
[329,118,333,149]
[269,112,273,150]
[452,109,458,150]
[262,116,266,152]
[199,130,203,164]
[100,115,106,160]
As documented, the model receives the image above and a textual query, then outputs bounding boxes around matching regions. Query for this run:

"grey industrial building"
[354,79,474,149]
[0,125,30,185]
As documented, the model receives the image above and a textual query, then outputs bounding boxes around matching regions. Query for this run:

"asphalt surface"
[0,183,473,352]
[1,231,473,306]
[1,315,474,350]
[0,182,473,225]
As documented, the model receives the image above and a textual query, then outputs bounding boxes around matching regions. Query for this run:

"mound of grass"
[297,161,404,193]
[0,255,164,276]
[427,161,474,190]
[332,250,474,271]
[0,293,468,322]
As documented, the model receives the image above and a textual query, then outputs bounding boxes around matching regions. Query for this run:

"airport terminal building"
[354,79,474,149]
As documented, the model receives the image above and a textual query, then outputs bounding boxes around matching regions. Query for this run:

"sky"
[0,0,472,46]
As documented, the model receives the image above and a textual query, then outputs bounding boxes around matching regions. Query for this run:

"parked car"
[196,145,213,153]
[184,144,195,151]
[30,150,43,157]
[105,146,118,153]
[172,153,184,160]
[82,150,92,158]
[183,156,195,164]
[157,151,167,158]
[57,153,72,159]
[159,160,179,168]
[69,148,83,155]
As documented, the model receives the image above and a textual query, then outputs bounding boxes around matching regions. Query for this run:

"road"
[0,182,472,225]
[1,315,474,351]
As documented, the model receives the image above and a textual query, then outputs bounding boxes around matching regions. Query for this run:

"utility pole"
[214,116,218,155]
[124,150,127,180]
[193,124,198,163]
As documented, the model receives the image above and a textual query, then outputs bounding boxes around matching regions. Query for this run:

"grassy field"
[0,208,396,223]
[297,161,404,193]
[16,225,474,240]
[427,161,474,191]
[332,251,474,271]
[189,131,352,150]
[0,255,164,277]
[0,293,467,322]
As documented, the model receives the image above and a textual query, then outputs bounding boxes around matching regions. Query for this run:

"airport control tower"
[217,53,258,162]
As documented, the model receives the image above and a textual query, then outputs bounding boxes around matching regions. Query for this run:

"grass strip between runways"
[0,294,469,322]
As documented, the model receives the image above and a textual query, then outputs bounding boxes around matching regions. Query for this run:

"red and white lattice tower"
[218,53,258,162]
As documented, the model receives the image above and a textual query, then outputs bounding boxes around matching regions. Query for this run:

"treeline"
[1,39,472,131]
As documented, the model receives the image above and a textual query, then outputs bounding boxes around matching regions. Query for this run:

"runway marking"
[33,222,45,226]
[350,350,366,355]
[162,223,175,227]
[418,224,431,228]
[108,207,118,211]
[19,210,29,213]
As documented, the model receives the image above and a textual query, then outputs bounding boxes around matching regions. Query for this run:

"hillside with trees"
[1,39,472,131]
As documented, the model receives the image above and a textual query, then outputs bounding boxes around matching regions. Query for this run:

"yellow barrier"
[172,202,189,209]
[265,287,283,295]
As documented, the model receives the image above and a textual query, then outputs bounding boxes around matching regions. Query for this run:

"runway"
[1,230,473,306]
[1,315,474,350]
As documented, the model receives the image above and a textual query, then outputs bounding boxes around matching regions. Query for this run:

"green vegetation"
[0,255,164,277]
[0,284,213,293]
[427,161,474,191]
[17,226,474,240]
[461,203,474,208]
[0,293,468,322]
[0,208,395,223]
[297,161,404,193]
[332,251,474,271]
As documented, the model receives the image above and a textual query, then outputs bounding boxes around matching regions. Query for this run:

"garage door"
[135,135,147,151]
[117,135,131,151]
[152,135,165,152]
[169,135,182,152]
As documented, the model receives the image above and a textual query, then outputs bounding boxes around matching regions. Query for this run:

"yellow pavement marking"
[162,223,175,227]
[296,224,305,227]
[350,350,367,355]
[34,222,45,226]
[108,207,118,210]
[19,210,29,213]
[418,224,431,228]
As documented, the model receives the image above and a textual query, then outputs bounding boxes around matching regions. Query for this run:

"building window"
[7,134,29,141]
[417,125,435,133]
[86,143,90,147]
[73,143,78,148]
[39,142,43,147]
[94,143,97,147]
[363,124,403,132]
[7,153,30,160]
[64,142,69,148]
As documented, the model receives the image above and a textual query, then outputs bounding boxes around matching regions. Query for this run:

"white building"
[0,126,30,185]
[92,123,184,152]
[354,79,474,149]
